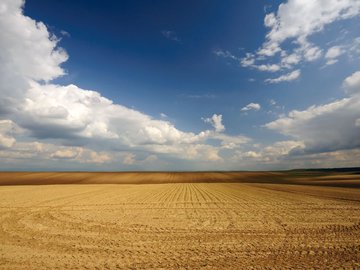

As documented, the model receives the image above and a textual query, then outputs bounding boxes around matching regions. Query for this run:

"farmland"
[0,171,359,269]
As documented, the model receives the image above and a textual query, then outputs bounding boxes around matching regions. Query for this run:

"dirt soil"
[0,177,359,269]
[0,170,359,187]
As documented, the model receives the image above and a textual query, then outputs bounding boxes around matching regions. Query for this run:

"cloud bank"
[0,0,250,169]
[266,71,360,154]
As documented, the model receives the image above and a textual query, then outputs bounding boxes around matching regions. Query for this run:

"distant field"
[0,171,359,268]
[0,169,359,187]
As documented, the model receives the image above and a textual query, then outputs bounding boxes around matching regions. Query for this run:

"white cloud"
[60,30,70,37]
[324,37,360,66]
[230,141,360,169]
[0,134,16,149]
[206,148,222,161]
[48,145,112,163]
[240,53,255,67]
[239,54,281,72]
[202,114,225,133]
[0,0,68,114]
[302,44,323,62]
[265,69,300,84]
[269,99,276,106]
[161,30,180,42]
[243,151,262,158]
[325,59,339,66]
[232,140,305,164]
[213,49,238,60]
[325,46,344,59]
[0,1,219,151]
[2,0,358,170]
[264,140,305,157]
[240,0,360,81]
[213,133,250,149]
[255,64,281,72]
[232,140,304,168]
[241,103,261,112]
[51,149,79,159]
[260,0,360,56]
[325,46,344,65]
[266,71,360,154]
[0,119,21,149]
[21,82,209,147]
[0,0,68,81]
[0,1,256,168]
[343,70,360,94]
[87,151,111,163]
[280,53,301,67]
[123,153,135,165]
[0,138,112,164]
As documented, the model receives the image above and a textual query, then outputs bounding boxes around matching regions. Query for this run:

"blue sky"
[0,0,360,170]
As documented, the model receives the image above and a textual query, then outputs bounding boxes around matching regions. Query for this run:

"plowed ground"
[1,183,359,269]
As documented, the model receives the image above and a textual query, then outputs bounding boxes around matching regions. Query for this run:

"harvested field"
[0,169,359,187]
[1,177,360,269]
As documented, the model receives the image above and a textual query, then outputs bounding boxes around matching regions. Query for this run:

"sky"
[0,0,360,171]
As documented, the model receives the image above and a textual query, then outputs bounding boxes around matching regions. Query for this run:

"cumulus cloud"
[343,70,360,94]
[231,140,305,165]
[243,151,262,158]
[231,141,360,169]
[0,137,112,165]
[265,69,300,84]
[0,134,15,149]
[51,149,79,159]
[325,46,344,65]
[0,0,68,113]
[0,119,22,149]
[0,2,204,146]
[213,133,250,149]
[202,114,225,133]
[266,71,360,154]
[241,103,261,112]
[21,82,209,147]
[240,53,256,67]
[264,140,305,157]
[206,148,222,161]
[0,0,254,168]
[239,0,360,82]
[49,147,111,164]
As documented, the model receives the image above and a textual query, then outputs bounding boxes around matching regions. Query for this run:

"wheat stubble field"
[0,171,359,269]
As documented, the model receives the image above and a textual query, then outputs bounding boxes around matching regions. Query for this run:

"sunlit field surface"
[0,171,359,269]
